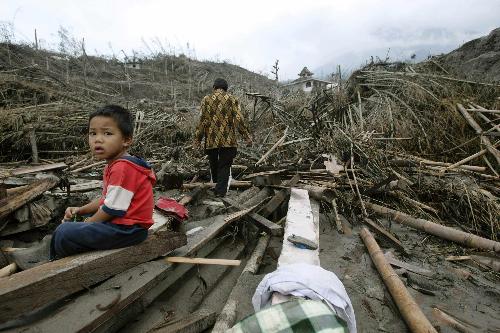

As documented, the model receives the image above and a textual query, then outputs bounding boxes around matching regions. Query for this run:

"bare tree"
[271,59,279,82]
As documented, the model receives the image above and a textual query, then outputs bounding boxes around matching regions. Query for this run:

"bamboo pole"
[255,127,288,166]
[70,160,106,173]
[364,202,500,252]
[457,104,500,165]
[442,149,488,172]
[360,227,437,333]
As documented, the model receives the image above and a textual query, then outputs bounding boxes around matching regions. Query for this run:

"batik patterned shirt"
[194,89,251,149]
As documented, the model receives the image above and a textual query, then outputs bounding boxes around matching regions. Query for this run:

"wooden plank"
[14,213,246,333]
[277,188,320,267]
[212,235,270,332]
[7,162,67,177]
[182,180,251,189]
[0,230,186,324]
[53,180,102,193]
[0,178,58,220]
[243,169,286,179]
[151,309,216,333]
[165,257,241,266]
[258,174,300,218]
[221,197,283,236]
[272,189,320,305]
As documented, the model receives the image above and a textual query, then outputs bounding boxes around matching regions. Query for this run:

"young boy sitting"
[50,104,156,259]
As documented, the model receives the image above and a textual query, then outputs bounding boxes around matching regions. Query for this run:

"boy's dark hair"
[213,78,228,91]
[89,105,134,138]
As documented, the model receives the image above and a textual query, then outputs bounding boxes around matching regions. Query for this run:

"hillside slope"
[437,27,500,82]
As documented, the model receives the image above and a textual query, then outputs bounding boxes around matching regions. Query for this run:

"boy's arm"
[79,198,101,215]
[64,198,100,220]
[85,207,113,223]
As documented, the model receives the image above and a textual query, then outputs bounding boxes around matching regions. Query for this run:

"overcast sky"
[1,0,499,80]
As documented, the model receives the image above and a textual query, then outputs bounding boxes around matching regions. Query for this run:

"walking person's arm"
[233,99,252,145]
[193,97,209,148]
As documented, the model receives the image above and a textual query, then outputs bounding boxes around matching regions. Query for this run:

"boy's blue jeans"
[49,221,148,260]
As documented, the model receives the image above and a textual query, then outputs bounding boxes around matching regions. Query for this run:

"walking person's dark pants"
[206,147,237,196]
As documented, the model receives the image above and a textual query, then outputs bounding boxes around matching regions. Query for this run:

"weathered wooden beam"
[272,189,320,305]
[0,178,58,220]
[212,235,270,332]
[0,230,186,324]
[221,197,283,236]
[165,257,241,266]
[277,188,320,267]
[14,212,246,333]
[182,180,251,190]
[5,162,67,177]
[258,174,300,218]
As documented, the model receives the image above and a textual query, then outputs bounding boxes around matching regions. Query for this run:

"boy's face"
[88,116,132,162]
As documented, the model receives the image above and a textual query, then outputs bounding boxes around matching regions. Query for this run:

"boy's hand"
[64,207,81,221]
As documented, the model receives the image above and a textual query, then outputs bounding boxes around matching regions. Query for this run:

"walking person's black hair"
[213,78,228,91]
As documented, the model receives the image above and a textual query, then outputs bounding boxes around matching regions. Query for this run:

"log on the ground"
[365,202,500,252]
[0,230,186,324]
[0,178,58,220]
[360,227,437,333]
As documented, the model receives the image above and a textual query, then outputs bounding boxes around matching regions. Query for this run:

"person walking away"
[193,78,251,197]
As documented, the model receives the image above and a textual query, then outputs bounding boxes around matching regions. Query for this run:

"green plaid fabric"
[228,299,349,333]
[194,89,250,149]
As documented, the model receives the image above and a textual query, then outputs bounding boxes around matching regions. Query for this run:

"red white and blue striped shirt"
[99,156,156,229]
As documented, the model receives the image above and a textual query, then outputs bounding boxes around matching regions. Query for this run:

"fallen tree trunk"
[364,202,500,253]
[360,227,437,333]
